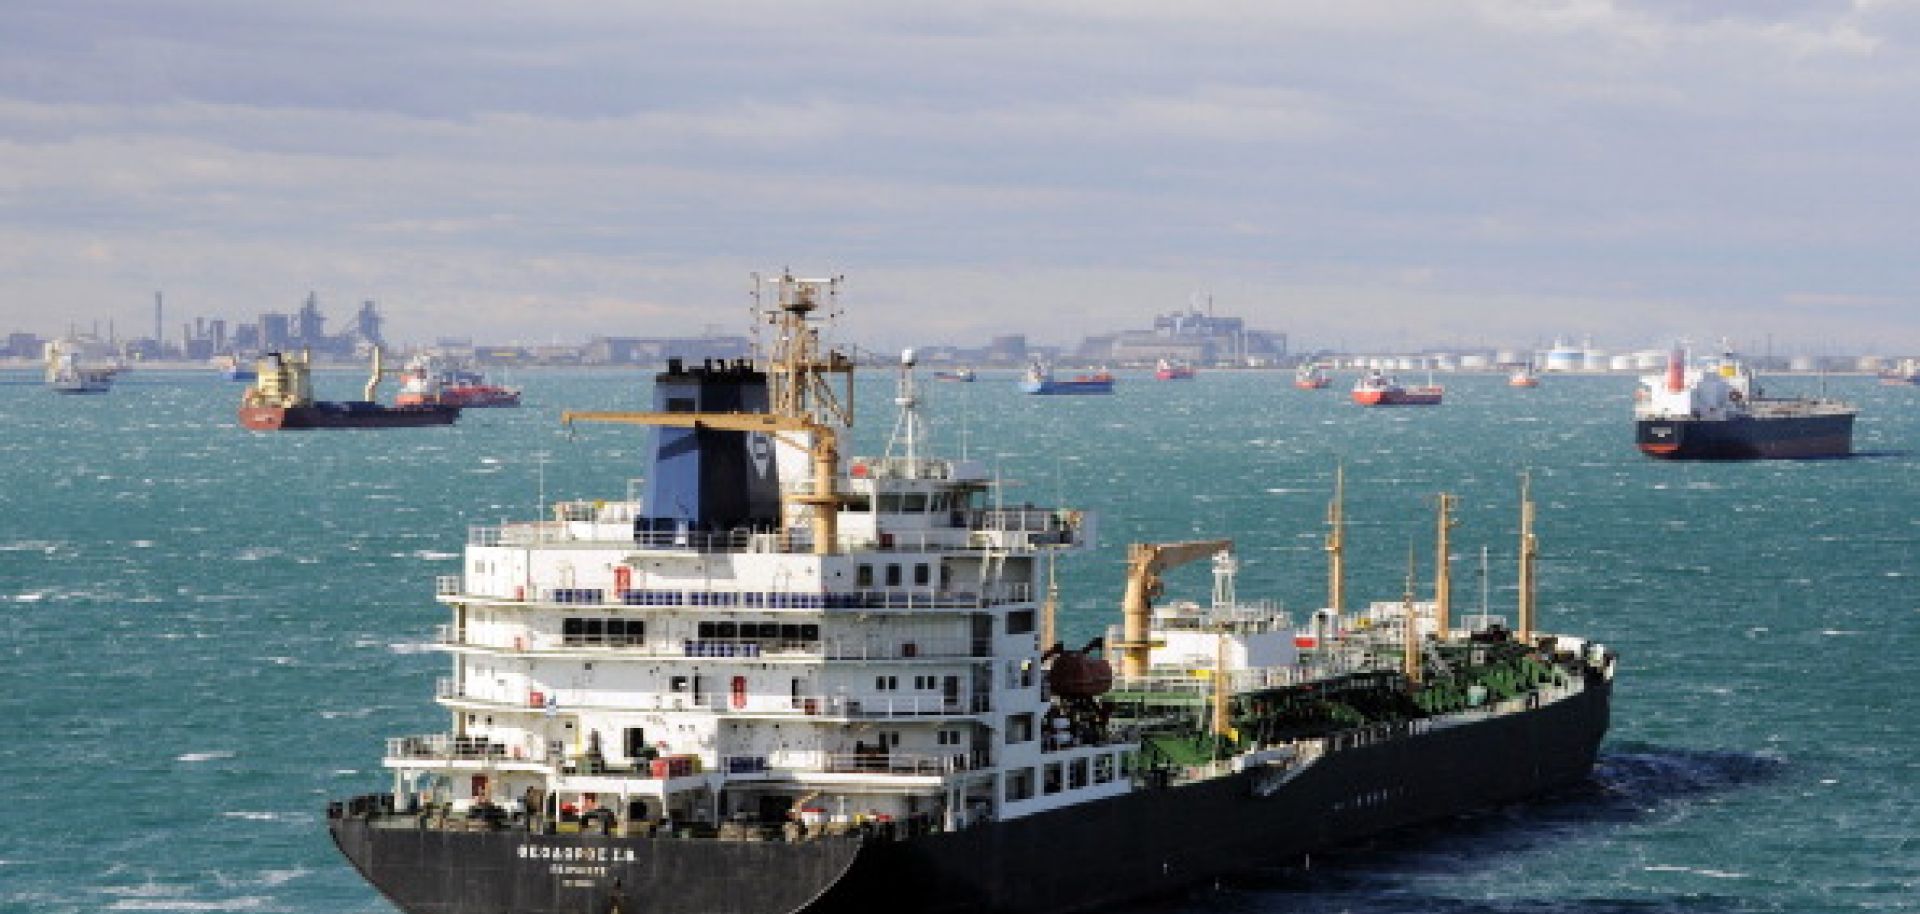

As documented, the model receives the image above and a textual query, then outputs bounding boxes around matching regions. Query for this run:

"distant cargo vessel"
[238,349,460,430]
[1152,358,1195,381]
[932,368,976,382]
[1020,360,1115,395]
[1879,359,1920,387]
[396,355,523,408]
[212,354,258,382]
[1634,346,1856,460]
[1351,370,1442,406]
[45,341,114,394]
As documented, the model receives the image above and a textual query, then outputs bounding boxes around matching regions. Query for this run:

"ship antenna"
[1517,470,1538,646]
[1433,492,1458,641]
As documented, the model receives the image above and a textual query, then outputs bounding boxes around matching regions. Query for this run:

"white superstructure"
[390,277,1128,836]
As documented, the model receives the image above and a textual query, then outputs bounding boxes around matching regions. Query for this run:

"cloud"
[2,1,1919,353]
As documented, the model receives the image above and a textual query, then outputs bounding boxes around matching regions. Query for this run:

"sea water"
[0,368,1915,913]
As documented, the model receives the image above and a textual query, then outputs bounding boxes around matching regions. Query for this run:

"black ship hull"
[239,402,461,430]
[1635,412,1854,460]
[330,679,1609,914]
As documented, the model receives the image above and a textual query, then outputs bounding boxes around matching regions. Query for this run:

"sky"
[3,0,1918,354]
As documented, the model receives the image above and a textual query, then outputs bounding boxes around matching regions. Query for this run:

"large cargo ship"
[1634,346,1856,460]
[328,273,1614,914]
[239,349,460,430]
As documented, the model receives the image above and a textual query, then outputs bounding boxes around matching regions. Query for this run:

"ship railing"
[467,635,974,659]
[601,586,1029,611]
[1111,666,1324,695]
[821,637,977,660]
[786,693,991,718]
[848,457,964,481]
[387,734,522,763]
[719,751,965,778]
[493,690,990,718]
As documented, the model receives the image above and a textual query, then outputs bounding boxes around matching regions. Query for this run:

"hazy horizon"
[5,2,1917,353]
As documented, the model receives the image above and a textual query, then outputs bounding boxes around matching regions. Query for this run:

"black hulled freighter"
[1634,345,1856,460]
[328,272,1615,914]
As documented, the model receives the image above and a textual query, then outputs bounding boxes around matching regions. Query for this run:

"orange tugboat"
[238,348,460,430]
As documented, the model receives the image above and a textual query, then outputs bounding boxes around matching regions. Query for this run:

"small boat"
[1020,360,1114,395]
[1153,358,1196,381]
[1508,365,1540,388]
[395,355,523,408]
[1351,369,1442,406]
[933,368,976,382]
[212,354,258,381]
[239,348,460,430]
[45,341,114,394]
[1293,363,1331,389]
[1878,359,1920,386]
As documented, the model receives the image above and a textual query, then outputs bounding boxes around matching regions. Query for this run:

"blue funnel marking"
[639,359,782,543]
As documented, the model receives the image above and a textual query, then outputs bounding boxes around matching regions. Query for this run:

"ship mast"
[562,271,855,556]
[1433,492,1458,640]
[758,271,854,431]
[884,347,927,473]
[1517,472,1538,644]
[1401,539,1422,684]
[1040,551,1059,650]
[1325,463,1346,619]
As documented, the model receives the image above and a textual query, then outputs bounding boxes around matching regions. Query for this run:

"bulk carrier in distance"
[328,272,1615,914]
[1634,345,1856,460]
[238,348,460,430]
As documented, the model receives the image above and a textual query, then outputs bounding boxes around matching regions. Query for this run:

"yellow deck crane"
[1112,539,1235,679]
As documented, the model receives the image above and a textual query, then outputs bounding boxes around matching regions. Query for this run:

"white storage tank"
[1544,341,1582,372]
[1788,356,1818,372]
[1582,349,1610,371]
[1609,355,1636,372]
[1459,353,1491,370]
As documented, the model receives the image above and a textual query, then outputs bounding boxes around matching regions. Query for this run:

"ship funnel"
[637,360,782,540]
[1665,346,1686,393]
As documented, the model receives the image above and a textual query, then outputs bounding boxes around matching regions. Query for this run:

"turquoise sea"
[1,366,1916,913]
